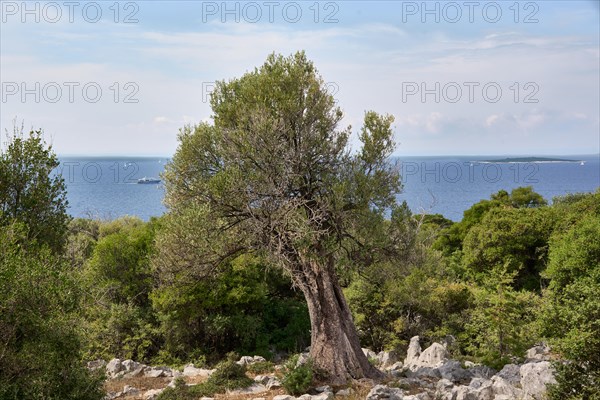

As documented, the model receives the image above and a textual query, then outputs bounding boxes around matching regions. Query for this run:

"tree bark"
[293,257,384,385]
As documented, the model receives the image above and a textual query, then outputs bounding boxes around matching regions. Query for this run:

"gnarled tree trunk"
[293,258,384,385]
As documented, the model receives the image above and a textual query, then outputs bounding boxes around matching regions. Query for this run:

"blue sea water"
[59,155,600,222]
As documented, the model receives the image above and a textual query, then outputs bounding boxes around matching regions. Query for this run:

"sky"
[0,0,599,156]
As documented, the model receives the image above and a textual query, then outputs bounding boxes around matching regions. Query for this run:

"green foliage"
[539,212,600,399]
[0,123,69,253]
[79,217,161,363]
[461,207,555,291]
[547,362,600,400]
[152,251,310,362]
[463,265,539,369]
[282,355,314,396]
[434,187,547,256]
[0,223,104,400]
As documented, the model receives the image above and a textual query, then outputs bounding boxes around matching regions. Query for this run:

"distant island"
[477,157,582,163]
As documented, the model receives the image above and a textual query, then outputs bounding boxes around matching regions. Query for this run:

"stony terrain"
[94,337,557,400]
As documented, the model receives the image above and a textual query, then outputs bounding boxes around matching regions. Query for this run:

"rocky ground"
[94,337,557,400]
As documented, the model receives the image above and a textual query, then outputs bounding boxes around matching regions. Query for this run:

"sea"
[58,155,600,222]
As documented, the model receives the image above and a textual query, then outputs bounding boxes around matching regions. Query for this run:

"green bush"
[282,355,313,396]
[0,224,104,400]
[547,362,600,400]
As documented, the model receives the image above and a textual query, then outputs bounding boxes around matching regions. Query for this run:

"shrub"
[282,355,313,396]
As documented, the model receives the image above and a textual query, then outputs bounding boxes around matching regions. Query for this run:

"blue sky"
[1,1,598,156]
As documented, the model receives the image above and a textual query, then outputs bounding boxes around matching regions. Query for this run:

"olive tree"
[157,52,400,383]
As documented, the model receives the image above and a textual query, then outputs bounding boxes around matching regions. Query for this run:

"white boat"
[137,177,161,184]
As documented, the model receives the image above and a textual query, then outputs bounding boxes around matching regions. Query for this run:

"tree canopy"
[156,51,400,383]
[0,124,69,252]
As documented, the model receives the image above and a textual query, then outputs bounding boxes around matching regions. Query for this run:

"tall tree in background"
[0,123,69,252]
[158,52,400,384]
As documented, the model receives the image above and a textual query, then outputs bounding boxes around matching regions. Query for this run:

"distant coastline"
[476,157,582,164]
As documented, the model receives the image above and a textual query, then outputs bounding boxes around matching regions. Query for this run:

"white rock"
[336,388,354,396]
[106,359,123,377]
[438,360,471,382]
[314,385,332,393]
[379,350,400,368]
[226,383,267,395]
[237,356,255,365]
[144,367,170,378]
[404,336,422,367]
[311,392,334,400]
[253,355,267,363]
[254,375,270,384]
[496,363,521,385]
[404,393,432,400]
[122,359,142,372]
[520,361,556,400]
[491,376,523,398]
[182,364,214,377]
[386,361,404,371]
[273,395,295,400]
[266,377,282,389]
[362,348,378,360]
[143,389,164,400]
[435,378,454,396]
[525,344,552,361]
[366,384,404,400]
[417,342,448,368]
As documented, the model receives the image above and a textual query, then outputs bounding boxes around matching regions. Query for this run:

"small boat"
[580,161,585,166]
[137,177,161,184]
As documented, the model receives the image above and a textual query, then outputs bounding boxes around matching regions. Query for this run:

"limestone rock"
[336,388,354,396]
[520,361,556,400]
[496,363,521,385]
[363,348,378,360]
[438,360,471,383]
[273,395,295,400]
[404,336,422,367]
[366,384,404,400]
[182,364,214,377]
[491,376,523,398]
[226,383,267,395]
[144,366,172,378]
[311,391,334,400]
[525,344,552,362]
[143,388,164,399]
[379,350,401,368]
[106,358,123,377]
[417,342,448,368]
[237,355,267,365]
[266,377,282,389]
